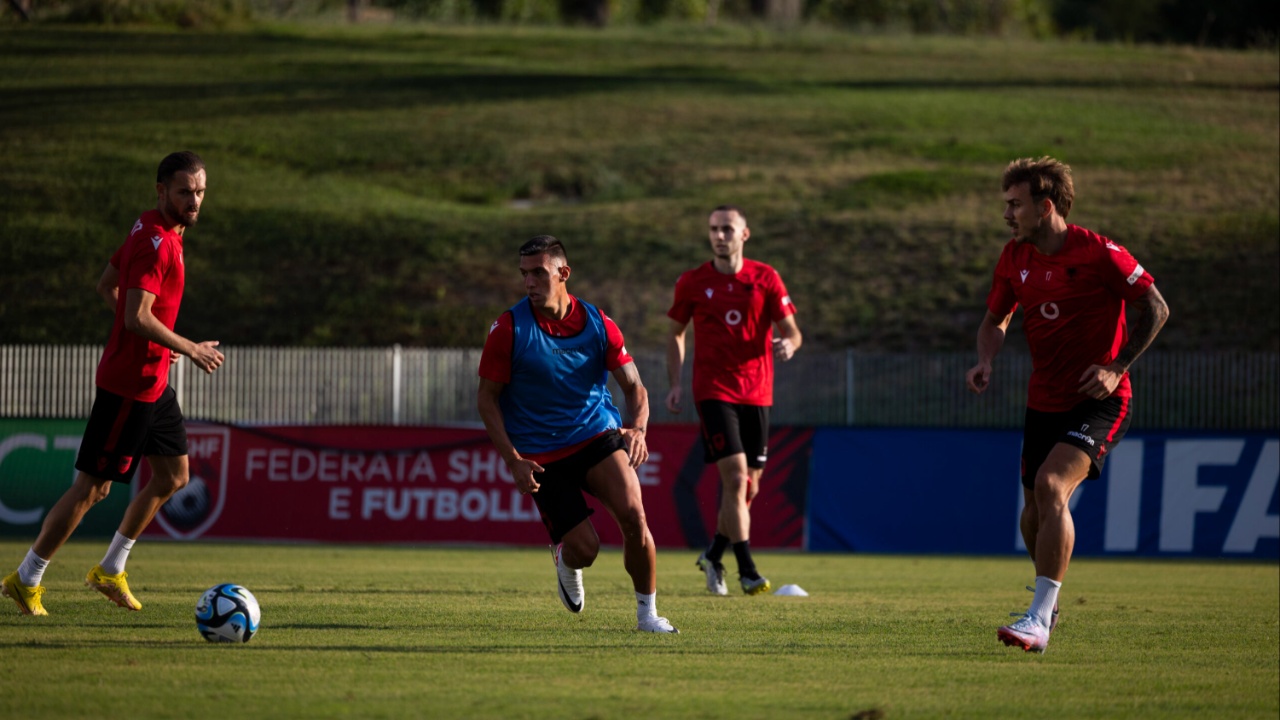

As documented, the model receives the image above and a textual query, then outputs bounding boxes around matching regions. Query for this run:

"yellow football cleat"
[740,575,772,596]
[2,571,48,616]
[85,565,142,611]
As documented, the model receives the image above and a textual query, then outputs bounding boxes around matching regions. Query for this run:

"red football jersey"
[667,258,796,406]
[986,225,1154,412]
[95,210,186,402]
[478,295,633,385]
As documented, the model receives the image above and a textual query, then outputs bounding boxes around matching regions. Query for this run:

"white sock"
[1028,576,1061,628]
[99,532,136,576]
[17,549,50,587]
[636,591,657,621]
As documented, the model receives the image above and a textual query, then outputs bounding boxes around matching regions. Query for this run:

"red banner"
[138,423,811,548]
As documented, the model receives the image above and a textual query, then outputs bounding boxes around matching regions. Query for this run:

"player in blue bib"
[477,236,678,634]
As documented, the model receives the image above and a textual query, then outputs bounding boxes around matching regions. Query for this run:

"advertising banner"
[0,419,132,537]
[129,423,811,548]
[809,429,1279,558]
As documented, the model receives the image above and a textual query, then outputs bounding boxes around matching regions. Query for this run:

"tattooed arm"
[1078,284,1171,399]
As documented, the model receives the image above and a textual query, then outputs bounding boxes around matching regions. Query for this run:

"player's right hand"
[965,363,991,394]
[510,457,545,494]
[191,341,225,374]
[665,387,683,414]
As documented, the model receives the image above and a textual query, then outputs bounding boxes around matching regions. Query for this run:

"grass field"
[1,540,1276,719]
[1,25,1277,351]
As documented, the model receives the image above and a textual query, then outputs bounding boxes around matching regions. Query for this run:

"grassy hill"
[1,25,1276,351]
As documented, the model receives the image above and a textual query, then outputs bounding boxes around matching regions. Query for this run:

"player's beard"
[166,198,200,227]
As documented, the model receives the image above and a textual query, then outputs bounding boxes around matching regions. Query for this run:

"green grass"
[1,25,1277,350]
[1,540,1276,718]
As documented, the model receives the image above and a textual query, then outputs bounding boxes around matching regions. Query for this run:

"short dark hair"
[1002,157,1074,218]
[519,235,568,264]
[157,151,205,185]
[710,204,747,225]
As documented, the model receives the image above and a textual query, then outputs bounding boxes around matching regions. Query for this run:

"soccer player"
[477,236,678,634]
[966,157,1170,653]
[665,205,802,596]
[2,151,225,616]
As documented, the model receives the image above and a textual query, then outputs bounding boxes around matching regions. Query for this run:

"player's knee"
[1033,472,1071,509]
[723,472,751,497]
[616,504,648,538]
[150,470,190,497]
[89,482,112,504]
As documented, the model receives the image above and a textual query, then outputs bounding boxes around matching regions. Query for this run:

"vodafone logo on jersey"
[1040,302,1061,320]
[724,309,743,326]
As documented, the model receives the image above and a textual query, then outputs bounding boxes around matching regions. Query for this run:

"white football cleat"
[635,615,679,633]
[696,552,728,596]
[998,612,1051,654]
[552,543,584,614]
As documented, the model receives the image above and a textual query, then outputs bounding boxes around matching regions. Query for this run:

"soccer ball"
[195,584,261,643]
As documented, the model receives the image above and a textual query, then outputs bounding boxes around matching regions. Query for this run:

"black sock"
[706,533,730,564]
[732,541,759,579]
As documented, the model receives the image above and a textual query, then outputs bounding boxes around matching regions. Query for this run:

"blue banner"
[809,429,1279,558]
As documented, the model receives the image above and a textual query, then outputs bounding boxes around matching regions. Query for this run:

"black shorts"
[1021,395,1132,489]
[696,400,769,468]
[531,430,626,544]
[74,386,188,483]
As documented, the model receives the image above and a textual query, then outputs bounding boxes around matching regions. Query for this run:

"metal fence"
[1,345,1275,430]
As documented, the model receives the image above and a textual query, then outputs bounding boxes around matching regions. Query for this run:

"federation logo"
[137,425,230,540]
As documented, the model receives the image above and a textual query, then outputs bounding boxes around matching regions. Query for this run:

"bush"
[807,0,1054,35]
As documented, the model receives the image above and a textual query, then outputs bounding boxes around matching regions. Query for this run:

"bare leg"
[586,451,655,593]
[32,472,113,560]
[559,518,600,570]
[1032,444,1091,582]
[117,455,189,539]
[1020,486,1037,563]
[713,453,752,542]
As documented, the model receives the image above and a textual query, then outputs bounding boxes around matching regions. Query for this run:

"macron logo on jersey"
[150,235,163,250]
[1019,270,1029,283]
[705,288,714,299]
[1105,241,1121,252]
[1126,264,1145,286]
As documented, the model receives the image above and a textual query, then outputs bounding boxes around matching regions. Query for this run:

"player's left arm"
[1078,284,1171,399]
[773,313,802,361]
[611,361,650,468]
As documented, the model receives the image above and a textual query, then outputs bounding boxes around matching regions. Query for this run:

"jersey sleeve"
[666,271,694,324]
[1097,239,1155,300]
[767,268,797,322]
[123,227,171,296]
[477,312,515,384]
[601,312,634,371]
[986,244,1018,317]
